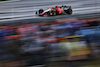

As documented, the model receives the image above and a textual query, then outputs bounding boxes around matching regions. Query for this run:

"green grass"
[0,0,7,1]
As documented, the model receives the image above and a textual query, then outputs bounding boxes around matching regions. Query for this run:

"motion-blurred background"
[0,0,100,67]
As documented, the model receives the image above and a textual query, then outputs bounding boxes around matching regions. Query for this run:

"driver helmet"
[55,5,58,8]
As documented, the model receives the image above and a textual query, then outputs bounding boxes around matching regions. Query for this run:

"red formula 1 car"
[36,5,72,16]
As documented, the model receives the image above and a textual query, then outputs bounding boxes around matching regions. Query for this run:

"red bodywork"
[41,8,51,15]
[41,6,65,15]
[55,6,64,14]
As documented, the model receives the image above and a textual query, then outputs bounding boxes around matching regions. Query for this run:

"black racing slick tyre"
[35,9,44,15]
[65,9,72,15]
[39,9,44,14]
[67,9,72,14]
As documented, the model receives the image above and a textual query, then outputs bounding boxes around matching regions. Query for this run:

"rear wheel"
[65,9,72,15]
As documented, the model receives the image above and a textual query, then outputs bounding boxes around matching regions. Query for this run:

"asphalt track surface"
[0,0,100,22]
[0,12,100,26]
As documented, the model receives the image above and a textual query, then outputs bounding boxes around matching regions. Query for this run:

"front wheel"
[39,9,44,14]
[35,9,44,15]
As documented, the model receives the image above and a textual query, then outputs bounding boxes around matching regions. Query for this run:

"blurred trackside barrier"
[46,35,91,61]
[0,17,99,66]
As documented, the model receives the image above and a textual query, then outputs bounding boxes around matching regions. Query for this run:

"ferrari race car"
[36,5,72,16]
